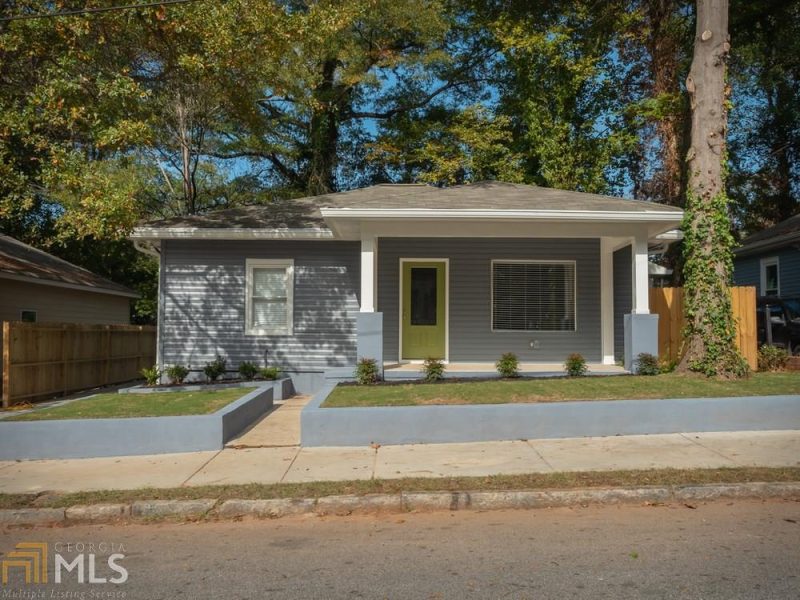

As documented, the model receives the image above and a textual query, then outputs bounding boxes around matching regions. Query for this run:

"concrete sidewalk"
[0,430,798,494]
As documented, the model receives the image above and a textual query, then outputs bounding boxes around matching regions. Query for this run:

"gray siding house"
[132,182,683,390]
[734,214,800,298]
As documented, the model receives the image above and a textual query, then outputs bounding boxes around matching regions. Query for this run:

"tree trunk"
[307,59,340,196]
[677,0,747,377]
[769,79,795,224]
[646,0,687,207]
[175,93,197,215]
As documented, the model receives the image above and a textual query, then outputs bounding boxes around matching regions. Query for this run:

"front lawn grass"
[322,372,800,407]
[5,389,249,421]
[0,466,797,510]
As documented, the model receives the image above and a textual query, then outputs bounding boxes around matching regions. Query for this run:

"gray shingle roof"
[135,182,682,231]
[0,234,138,297]
[736,213,800,256]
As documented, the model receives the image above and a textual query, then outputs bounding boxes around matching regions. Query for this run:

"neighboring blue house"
[131,182,683,390]
[734,214,800,298]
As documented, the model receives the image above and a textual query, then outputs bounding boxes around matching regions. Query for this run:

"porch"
[350,233,670,374]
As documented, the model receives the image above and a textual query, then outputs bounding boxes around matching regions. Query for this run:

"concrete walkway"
[225,395,310,448]
[0,430,797,494]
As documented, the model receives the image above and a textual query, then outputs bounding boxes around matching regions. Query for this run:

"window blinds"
[492,262,576,331]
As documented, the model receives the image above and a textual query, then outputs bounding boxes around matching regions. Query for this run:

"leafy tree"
[728,0,800,235]
[0,5,153,238]
[619,0,693,206]
[463,0,641,193]
[1,0,799,328]
[369,105,524,185]
[205,0,484,195]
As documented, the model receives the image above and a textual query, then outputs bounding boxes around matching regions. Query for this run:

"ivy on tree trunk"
[678,0,747,378]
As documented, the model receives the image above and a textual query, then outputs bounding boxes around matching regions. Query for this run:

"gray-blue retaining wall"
[301,384,800,446]
[0,385,274,460]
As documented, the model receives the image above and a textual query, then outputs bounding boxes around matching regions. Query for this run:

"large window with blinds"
[245,259,294,335]
[491,260,576,332]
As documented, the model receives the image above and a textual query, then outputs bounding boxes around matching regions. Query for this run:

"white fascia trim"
[130,227,335,240]
[0,272,139,298]
[320,208,684,222]
[653,229,683,240]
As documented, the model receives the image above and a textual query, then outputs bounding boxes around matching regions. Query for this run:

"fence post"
[136,326,144,375]
[103,325,112,386]
[60,327,67,397]
[2,321,9,408]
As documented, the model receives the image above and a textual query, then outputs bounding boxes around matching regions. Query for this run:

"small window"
[245,259,294,335]
[492,261,576,331]
[20,310,37,323]
[761,257,780,296]
[410,267,438,326]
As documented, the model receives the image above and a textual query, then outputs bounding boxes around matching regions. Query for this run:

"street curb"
[1,482,798,527]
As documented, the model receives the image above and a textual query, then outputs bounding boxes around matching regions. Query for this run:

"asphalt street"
[1,498,798,599]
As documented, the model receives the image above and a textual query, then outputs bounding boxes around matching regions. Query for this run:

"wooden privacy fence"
[2,322,156,407]
[648,286,757,370]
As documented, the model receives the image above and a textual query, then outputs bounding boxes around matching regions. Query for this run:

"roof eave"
[319,208,684,222]
[0,272,139,298]
[130,227,336,241]
[734,231,800,257]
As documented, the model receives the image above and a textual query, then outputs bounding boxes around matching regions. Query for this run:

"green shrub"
[259,366,280,380]
[564,353,587,377]
[355,358,380,385]
[203,355,227,382]
[141,365,161,386]
[495,352,520,378]
[165,364,189,385]
[423,357,446,382]
[635,353,660,376]
[238,361,259,380]
[758,345,789,372]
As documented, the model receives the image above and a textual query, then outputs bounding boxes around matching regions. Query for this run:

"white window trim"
[245,258,294,336]
[490,259,578,333]
[760,256,780,296]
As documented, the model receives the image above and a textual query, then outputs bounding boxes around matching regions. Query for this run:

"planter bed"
[119,377,295,401]
[302,373,800,446]
[323,372,800,407]
[5,389,248,421]
[0,385,275,460]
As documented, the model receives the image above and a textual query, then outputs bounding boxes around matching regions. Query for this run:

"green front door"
[401,261,447,360]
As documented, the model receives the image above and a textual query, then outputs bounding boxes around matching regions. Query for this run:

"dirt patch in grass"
[5,388,251,421]
[323,372,800,407]
[0,467,797,510]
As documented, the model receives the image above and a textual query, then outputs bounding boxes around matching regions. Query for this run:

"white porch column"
[632,234,650,314]
[360,235,377,312]
[600,237,615,365]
